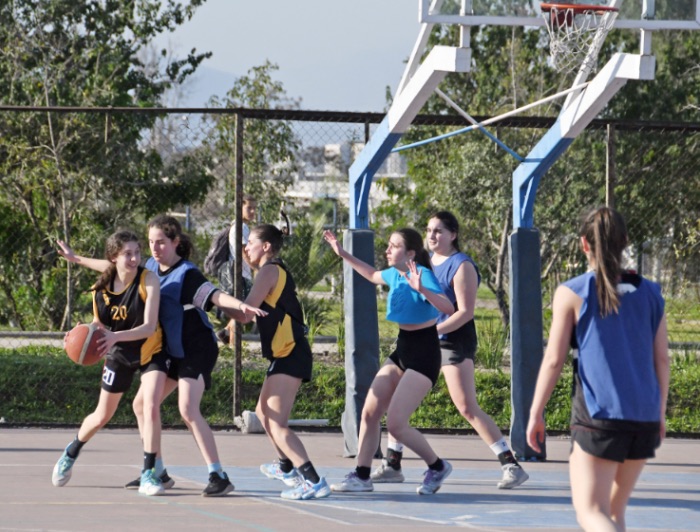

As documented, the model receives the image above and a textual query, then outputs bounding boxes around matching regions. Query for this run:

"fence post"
[606,123,616,208]
[234,112,244,419]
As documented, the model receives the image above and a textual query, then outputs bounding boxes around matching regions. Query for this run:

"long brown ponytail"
[580,207,628,316]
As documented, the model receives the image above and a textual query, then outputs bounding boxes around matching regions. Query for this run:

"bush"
[1,346,700,435]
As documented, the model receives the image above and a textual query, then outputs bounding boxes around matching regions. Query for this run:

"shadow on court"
[1,428,698,531]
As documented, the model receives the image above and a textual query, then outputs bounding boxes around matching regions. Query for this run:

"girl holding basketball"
[324,227,455,496]
[52,230,170,496]
[57,216,265,497]
[526,207,669,531]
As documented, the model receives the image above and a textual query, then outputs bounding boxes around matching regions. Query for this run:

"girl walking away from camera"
[57,216,265,497]
[241,224,330,500]
[372,211,528,490]
[323,228,455,496]
[526,207,669,532]
[53,231,169,496]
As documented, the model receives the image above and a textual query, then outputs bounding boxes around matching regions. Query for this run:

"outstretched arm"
[323,230,384,285]
[212,290,267,323]
[57,240,110,272]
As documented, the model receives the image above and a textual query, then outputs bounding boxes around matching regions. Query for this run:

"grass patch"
[2,346,700,435]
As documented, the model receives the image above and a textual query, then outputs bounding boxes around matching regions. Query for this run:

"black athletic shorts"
[265,339,313,383]
[388,325,441,386]
[166,332,219,390]
[440,319,478,365]
[101,350,170,394]
[571,424,661,463]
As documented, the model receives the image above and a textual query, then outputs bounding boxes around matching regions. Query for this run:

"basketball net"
[541,3,620,76]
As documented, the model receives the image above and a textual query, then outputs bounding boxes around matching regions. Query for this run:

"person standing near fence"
[241,224,330,500]
[323,227,456,496]
[216,194,257,344]
[57,216,265,497]
[52,231,169,496]
[526,207,669,531]
[371,211,529,489]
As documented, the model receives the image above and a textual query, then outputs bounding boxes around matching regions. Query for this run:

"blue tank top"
[380,265,443,324]
[564,271,664,422]
[432,252,480,340]
[145,257,214,358]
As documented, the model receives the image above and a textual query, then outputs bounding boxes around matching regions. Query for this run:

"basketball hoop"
[541,3,619,75]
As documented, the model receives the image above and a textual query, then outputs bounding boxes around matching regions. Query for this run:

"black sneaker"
[125,469,175,490]
[216,329,230,344]
[202,472,234,497]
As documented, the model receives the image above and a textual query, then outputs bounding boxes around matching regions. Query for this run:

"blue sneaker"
[417,460,453,495]
[52,448,75,487]
[260,461,301,487]
[280,477,331,500]
[138,468,165,496]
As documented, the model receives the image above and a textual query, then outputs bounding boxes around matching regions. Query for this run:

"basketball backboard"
[419,0,700,30]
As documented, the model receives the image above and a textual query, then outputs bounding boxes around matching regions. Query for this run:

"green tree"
[0,0,211,329]
[206,60,301,224]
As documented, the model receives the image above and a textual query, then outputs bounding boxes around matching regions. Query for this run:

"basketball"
[64,323,106,366]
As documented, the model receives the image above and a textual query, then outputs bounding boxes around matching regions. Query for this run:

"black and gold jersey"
[257,259,309,361]
[93,266,162,367]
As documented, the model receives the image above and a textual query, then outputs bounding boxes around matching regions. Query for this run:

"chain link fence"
[1,107,698,425]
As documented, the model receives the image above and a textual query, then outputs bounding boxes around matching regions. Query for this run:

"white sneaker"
[416,460,452,495]
[260,461,301,487]
[280,477,331,500]
[138,468,165,496]
[497,463,529,489]
[330,471,374,492]
[370,459,405,483]
[51,449,75,487]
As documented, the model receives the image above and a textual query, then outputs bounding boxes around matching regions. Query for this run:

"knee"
[360,404,382,426]
[179,402,199,425]
[132,396,144,418]
[385,414,409,439]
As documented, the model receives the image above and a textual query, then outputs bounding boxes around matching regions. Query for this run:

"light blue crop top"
[380,265,444,324]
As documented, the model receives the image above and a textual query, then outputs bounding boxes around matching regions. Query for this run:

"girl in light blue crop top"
[323,228,456,496]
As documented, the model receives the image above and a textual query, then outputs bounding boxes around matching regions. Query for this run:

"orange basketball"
[64,323,106,366]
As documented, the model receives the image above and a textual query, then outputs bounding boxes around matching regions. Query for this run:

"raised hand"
[323,230,343,256]
[405,259,423,293]
[56,240,76,262]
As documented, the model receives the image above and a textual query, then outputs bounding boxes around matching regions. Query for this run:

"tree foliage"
[0,0,211,329]
[205,61,302,225]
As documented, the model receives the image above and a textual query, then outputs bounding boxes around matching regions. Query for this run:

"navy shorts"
[571,424,661,463]
[101,351,170,394]
[388,326,441,386]
[166,334,219,390]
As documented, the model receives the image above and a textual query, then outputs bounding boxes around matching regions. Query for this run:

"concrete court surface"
[0,427,698,531]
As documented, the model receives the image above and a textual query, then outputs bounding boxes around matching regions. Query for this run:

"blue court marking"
[168,466,700,530]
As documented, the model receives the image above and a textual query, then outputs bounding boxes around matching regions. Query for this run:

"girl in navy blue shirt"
[527,207,669,532]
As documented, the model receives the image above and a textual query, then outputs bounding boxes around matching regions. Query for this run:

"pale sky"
[161,0,421,112]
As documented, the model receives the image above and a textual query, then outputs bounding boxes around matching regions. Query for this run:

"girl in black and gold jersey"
[52,231,169,496]
[242,224,331,501]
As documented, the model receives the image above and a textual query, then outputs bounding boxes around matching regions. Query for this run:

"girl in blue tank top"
[527,207,669,531]
[323,227,456,496]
